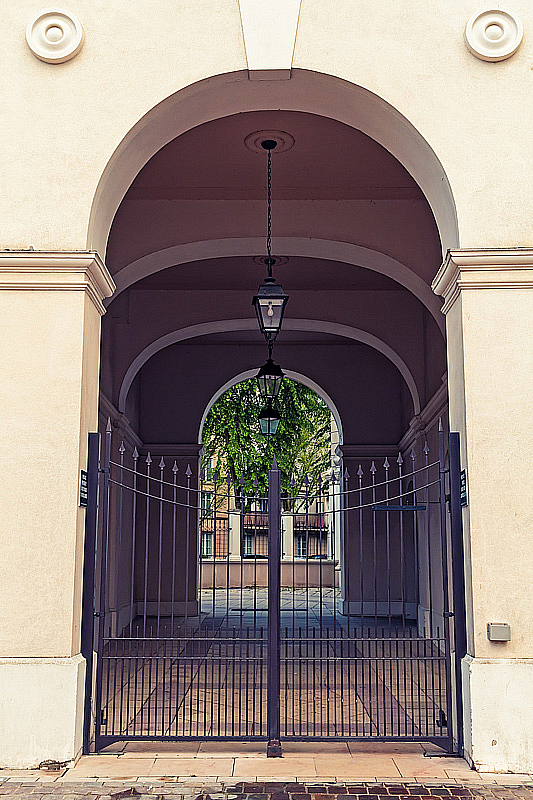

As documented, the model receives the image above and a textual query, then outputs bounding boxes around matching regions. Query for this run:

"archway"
[87,69,458,259]
[91,77,455,751]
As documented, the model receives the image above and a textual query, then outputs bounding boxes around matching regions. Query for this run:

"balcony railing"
[294,513,327,530]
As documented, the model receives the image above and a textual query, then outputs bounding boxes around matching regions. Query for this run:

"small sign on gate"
[79,470,88,508]
[460,469,468,507]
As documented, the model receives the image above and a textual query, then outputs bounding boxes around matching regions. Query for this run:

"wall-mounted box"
[487,622,511,641]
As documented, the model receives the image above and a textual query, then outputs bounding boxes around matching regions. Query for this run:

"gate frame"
[83,427,467,754]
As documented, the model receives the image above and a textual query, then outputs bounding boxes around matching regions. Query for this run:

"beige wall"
[0,1,532,256]
[434,250,533,770]
[0,254,114,658]
[0,253,114,767]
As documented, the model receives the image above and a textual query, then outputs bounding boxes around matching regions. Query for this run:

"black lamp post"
[258,402,280,436]
[251,139,289,343]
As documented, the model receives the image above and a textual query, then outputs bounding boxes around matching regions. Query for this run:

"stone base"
[0,654,85,768]
[463,654,533,772]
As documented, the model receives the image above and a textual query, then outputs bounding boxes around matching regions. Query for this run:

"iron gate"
[83,424,466,753]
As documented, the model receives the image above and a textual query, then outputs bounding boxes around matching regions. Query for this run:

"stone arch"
[110,238,445,335]
[197,368,344,446]
[117,318,421,417]
[88,69,458,260]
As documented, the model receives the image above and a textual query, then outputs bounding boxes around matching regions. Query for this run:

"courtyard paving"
[2,743,533,798]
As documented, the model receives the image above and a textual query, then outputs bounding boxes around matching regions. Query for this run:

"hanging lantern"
[252,138,289,341]
[252,272,289,340]
[258,403,280,436]
[256,355,284,400]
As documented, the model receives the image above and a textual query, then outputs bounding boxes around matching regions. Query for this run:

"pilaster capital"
[433,248,533,315]
[0,251,115,315]
[337,444,398,460]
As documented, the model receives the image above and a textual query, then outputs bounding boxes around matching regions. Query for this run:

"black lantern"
[259,403,280,436]
[252,139,289,342]
[252,268,289,340]
[256,347,284,400]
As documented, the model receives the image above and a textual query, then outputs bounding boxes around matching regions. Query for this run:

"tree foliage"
[201,378,332,509]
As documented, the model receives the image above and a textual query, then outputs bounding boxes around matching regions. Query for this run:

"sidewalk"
[1,743,533,797]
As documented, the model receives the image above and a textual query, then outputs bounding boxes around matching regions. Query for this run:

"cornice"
[141,443,203,458]
[433,248,533,315]
[99,393,142,450]
[399,376,448,452]
[338,444,399,459]
[0,251,115,315]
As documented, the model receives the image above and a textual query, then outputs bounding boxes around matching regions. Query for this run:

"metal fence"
[82,425,466,754]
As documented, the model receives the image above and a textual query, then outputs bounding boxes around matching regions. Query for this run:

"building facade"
[1,0,533,773]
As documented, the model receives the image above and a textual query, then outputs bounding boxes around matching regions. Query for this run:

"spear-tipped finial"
[357,464,364,478]
[172,461,178,474]
[438,416,443,432]
[330,469,337,484]
[253,475,259,489]
[410,447,416,462]
[343,467,350,481]
[159,457,165,470]
[119,440,126,454]
[146,452,152,465]
[240,473,246,486]
[423,439,430,455]
[132,446,139,461]
[383,457,390,470]
[186,464,192,477]
[272,454,278,470]
[106,417,112,433]
[397,452,403,466]
[370,461,377,474]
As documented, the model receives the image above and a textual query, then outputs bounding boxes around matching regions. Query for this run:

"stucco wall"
[1,1,532,255]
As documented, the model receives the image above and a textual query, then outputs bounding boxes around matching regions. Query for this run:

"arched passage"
[198,367,344,447]
[88,69,458,259]
[92,73,455,751]
[118,318,421,418]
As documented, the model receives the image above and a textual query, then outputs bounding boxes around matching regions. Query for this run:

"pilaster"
[433,247,533,771]
[0,251,114,766]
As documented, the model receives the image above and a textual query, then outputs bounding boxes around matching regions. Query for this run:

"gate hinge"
[93,611,101,617]
[444,611,455,618]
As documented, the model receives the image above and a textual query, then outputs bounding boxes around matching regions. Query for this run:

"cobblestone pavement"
[1,780,533,800]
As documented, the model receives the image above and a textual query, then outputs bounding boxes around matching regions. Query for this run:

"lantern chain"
[266,147,272,277]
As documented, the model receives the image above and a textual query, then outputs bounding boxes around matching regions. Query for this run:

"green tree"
[201,378,332,509]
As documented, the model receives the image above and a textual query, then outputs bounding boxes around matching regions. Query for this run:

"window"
[296,534,307,558]
[203,457,214,481]
[201,531,213,558]
[201,491,214,517]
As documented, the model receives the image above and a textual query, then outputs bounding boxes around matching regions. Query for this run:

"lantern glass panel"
[256,358,283,399]
[257,298,285,334]
[259,406,280,436]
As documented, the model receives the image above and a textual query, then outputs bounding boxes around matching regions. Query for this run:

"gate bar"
[438,424,454,752]
[267,458,282,757]
[81,432,100,753]
[94,420,112,750]
[449,432,467,755]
